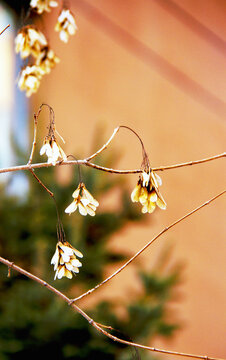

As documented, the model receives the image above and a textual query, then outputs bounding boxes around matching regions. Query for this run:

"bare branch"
[0,24,10,36]
[86,125,149,168]
[0,256,224,360]
[71,189,226,302]
[29,169,54,198]
[154,152,226,171]
[86,126,120,161]
[0,152,225,175]
[27,108,42,165]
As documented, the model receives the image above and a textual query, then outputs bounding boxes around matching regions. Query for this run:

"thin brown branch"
[29,169,54,197]
[86,126,120,161]
[154,152,226,171]
[71,189,226,302]
[0,152,225,175]
[0,256,223,360]
[27,110,40,165]
[0,24,10,36]
[86,125,148,167]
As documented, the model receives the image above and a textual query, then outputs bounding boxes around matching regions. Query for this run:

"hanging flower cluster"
[51,241,83,280]
[15,1,77,96]
[30,0,58,14]
[15,26,48,58]
[55,9,78,43]
[15,26,59,96]
[65,182,99,216]
[131,169,166,213]
[34,107,167,279]
[40,134,67,165]
[18,65,44,97]
[39,106,67,165]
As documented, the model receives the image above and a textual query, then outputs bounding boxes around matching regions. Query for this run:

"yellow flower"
[17,65,44,97]
[65,183,99,216]
[55,9,78,43]
[51,241,83,280]
[36,46,60,74]
[131,169,166,214]
[15,26,47,59]
[30,0,58,14]
[40,135,67,165]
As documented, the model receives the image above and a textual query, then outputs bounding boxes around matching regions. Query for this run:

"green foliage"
[0,152,181,359]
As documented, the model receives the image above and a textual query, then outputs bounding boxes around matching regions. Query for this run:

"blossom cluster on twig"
[15,0,77,96]
[28,104,168,280]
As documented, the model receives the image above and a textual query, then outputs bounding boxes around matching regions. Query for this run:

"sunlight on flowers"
[65,182,99,216]
[36,47,60,74]
[40,135,67,165]
[55,9,78,43]
[15,26,47,59]
[51,241,83,280]
[131,169,166,213]
[18,65,44,97]
[30,0,58,14]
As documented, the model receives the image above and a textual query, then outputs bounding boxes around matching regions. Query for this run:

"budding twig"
[71,189,226,302]
[0,256,223,360]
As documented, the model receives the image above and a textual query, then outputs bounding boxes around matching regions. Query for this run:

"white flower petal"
[57,266,65,279]
[65,269,73,279]
[72,188,80,199]
[78,202,88,216]
[142,171,150,187]
[61,252,70,263]
[71,258,82,267]
[65,262,73,271]
[65,201,77,214]
[60,244,74,255]
[40,143,48,155]
[51,247,59,265]
[59,30,68,43]
[149,191,157,203]
[73,249,83,258]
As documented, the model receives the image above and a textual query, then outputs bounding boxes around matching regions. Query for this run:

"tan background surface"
[33,0,226,358]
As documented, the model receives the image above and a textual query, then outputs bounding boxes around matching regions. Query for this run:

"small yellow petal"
[149,191,157,203]
[147,201,156,213]
[131,183,141,202]
[139,187,148,204]
[156,196,167,210]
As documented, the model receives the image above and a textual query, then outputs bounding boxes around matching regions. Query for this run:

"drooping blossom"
[36,46,60,74]
[131,169,166,214]
[15,26,47,59]
[18,65,44,97]
[65,183,99,216]
[51,241,83,280]
[40,135,67,165]
[30,0,58,14]
[55,9,78,43]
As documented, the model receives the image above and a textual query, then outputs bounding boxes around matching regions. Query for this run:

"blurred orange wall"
[33,0,226,358]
